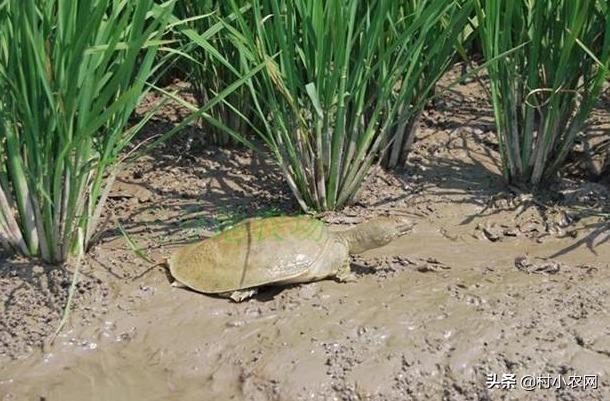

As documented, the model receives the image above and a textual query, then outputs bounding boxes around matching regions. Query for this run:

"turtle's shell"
[168,216,329,293]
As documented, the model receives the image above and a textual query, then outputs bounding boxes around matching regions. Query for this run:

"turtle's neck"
[336,225,377,254]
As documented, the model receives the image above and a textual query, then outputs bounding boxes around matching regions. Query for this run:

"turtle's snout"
[373,216,415,244]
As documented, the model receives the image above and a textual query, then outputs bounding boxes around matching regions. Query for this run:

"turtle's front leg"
[228,289,258,302]
[336,259,357,283]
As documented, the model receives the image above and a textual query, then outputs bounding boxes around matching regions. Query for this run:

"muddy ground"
[1,71,610,401]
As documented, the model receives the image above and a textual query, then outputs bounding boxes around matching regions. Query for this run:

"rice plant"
[0,0,174,263]
[474,0,610,188]
[226,0,473,211]
[382,1,477,169]
[174,0,256,145]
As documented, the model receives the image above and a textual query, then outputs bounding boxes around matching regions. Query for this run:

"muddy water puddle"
[2,215,609,401]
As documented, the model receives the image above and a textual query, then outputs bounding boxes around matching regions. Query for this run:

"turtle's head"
[343,216,414,254]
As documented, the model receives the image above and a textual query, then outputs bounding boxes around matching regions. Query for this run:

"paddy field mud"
[1,72,609,401]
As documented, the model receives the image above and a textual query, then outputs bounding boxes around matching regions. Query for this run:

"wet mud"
[1,72,609,401]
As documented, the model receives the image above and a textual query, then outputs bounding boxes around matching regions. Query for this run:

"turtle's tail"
[131,260,168,281]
